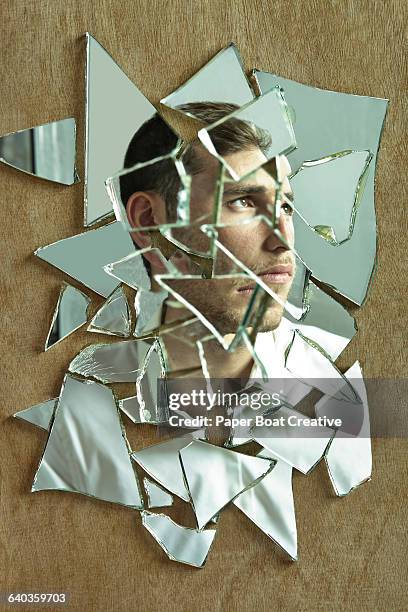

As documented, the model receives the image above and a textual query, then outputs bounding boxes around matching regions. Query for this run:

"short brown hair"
[120,101,272,216]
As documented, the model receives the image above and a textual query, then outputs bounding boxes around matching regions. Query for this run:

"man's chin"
[208,307,285,337]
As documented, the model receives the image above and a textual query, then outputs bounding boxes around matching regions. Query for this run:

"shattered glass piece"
[315,361,371,496]
[87,286,131,337]
[32,374,143,508]
[134,290,168,337]
[103,248,152,291]
[252,403,333,474]
[254,69,388,305]
[106,154,191,232]
[68,338,153,383]
[198,87,296,180]
[132,431,205,501]
[13,398,57,431]
[143,478,174,508]
[84,33,163,226]
[141,511,216,568]
[0,118,78,185]
[35,221,136,298]
[283,280,357,361]
[179,440,274,529]
[291,150,372,245]
[45,283,90,351]
[118,396,164,424]
[234,450,297,560]
[284,329,360,401]
[160,44,254,115]
[136,340,168,420]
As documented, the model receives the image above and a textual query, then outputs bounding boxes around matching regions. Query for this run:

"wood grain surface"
[1,1,407,610]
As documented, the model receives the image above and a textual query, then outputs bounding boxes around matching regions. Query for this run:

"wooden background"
[1,1,407,610]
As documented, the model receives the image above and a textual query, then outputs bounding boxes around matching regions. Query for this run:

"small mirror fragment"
[45,284,91,351]
[87,286,131,337]
[0,118,78,185]
[141,511,216,568]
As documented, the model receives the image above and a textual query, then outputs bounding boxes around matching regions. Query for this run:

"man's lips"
[237,264,294,293]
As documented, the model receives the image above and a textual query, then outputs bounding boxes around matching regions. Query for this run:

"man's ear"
[126,191,170,272]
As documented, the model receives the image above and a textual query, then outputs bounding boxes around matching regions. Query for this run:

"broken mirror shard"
[160,44,254,115]
[45,283,91,351]
[32,374,143,508]
[251,406,334,474]
[179,440,275,529]
[282,279,356,362]
[14,398,57,431]
[141,511,216,568]
[35,221,136,298]
[284,329,361,403]
[134,289,168,337]
[132,431,205,502]
[315,361,371,496]
[233,450,297,560]
[103,249,152,292]
[136,340,167,417]
[68,338,154,383]
[143,478,174,508]
[118,340,167,423]
[251,404,333,474]
[118,395,166,425]
[290,150,372,245]
[253,69,388,305]
[0,118,79,185]
[84,33,175,226]
[87,286,131,337]
[198,87,296,180]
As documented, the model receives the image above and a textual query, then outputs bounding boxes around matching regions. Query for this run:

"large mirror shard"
[253,69,388,305]
[233,451,297,560]
[141,511,216,568]
[14,398,57,431]
[87,286,131,337]
[84,33,172,226]
[315,361,371,496]
[32,374,143,508]
[0,118,79,185]
[290,150,372,245]
[68,338,154,383]
[143,478,174,508]
[198,87,296,180]
[131,431,205,502]
[251,403,333,474]
[45,283,91,350]
[179,440,274,529]
[35,221,136,298]
[160,44,254,116]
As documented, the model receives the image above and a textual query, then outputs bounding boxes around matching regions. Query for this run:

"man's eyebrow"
[222,184,270,198]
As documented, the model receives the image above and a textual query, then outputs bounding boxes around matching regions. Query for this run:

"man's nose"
[263,215,292,252]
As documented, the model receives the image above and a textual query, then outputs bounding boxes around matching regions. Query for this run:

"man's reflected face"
[169,146,295,334]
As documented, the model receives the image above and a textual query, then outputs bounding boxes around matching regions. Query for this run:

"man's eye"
[226,198,255,211]
[281,201,294,216]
